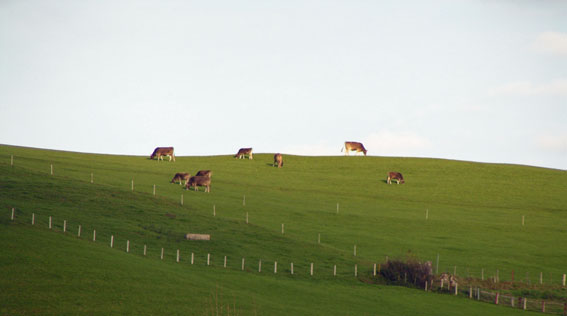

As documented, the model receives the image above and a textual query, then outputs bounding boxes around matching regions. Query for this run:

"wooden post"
[180,194,183,206]
[176,249,180,262]
[511,297,515,307]
[333,265,336,276]
[144,245,147,256]
[153,184,156,196]
[213,205,216,217]
[63,220,66,233]
[563,274,566,287]
[542,301,546,313]
[91,173,93,184]
[11,208,14,221]
[32,213,34,225]
[93,230,96,242]
[224,256,227,268]
[127,240,130,253]
[78,225,81,237]
[160,248,164,260]
[50,164,53,175]
[191,253,194,264]
[291,262,294,275]
[241,258,245,271]
[131,179,134,191]
[246,212,248,224]
[49,216,52,229]
[355,264,358,277]
[495,292,499,305]
[354,245,357,256]
[373,263,377,276]
[310,263,314,276]
[207,253,210,266]
[274,261,277,274]
[258,260,262,272]
[524,298,527,310]
[110,235,114,248]
[282,223,284,234]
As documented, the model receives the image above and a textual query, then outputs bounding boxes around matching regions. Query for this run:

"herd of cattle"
[151,141,404,193]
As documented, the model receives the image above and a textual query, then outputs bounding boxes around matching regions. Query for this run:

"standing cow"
[273,153,284,168]
[234,148,253,159]
[387,172,405,184]
[185,176,211,193]
[171,173,190,185]
[150,147,175,162]
[342,142,367,156]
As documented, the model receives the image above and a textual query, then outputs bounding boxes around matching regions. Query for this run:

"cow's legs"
[387,176,391,184]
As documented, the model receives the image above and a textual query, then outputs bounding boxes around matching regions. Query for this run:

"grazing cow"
[195,170,212,178]
[170,173,190,185]
[150,147,175,162]
[342,141,367,156]
[234,148,253,159]
[273,153,284,168]
[387,172,405,184]
[185,176,211,193]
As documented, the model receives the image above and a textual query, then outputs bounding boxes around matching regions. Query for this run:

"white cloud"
[362,131,431,156]
[535,134,567,153]
[490,79,567,96]
[533,31,567,56]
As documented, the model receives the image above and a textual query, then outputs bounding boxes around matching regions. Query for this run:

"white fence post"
[274,261,277,274]
[63,220,66,233]
[191,253,194,265]
[49,216,52,229]
[32,213,35,225]
[291,262,294,275]
[144,244,147,256]
[373,263,377,276]
[127,240,130,253]
[258,260,262,272]
[207,253,210,266]
[310,263,314,276]
[213,205,216,217]
[11,208,14,221]
[333,265,337,277]
[110,235,114,248]
[153,184,156,196]
[50,164,53,176]
[176,249,180,262]
[224,256,227,268]
[93,230,96,242]
[355,264,358,277]
[131,179,134,191]
[242,258,245,271]
[160,248,164,260]
[78,225,81,237]
[563,274,566,287]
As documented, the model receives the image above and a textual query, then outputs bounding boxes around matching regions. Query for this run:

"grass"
[1,144,566,315]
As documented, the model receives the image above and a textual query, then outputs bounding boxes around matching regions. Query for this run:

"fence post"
[373,263,377,276]
[78,225,81,237]
[153,184,156,196]
[563,274,566,287]
[131,179,134,191]
[91,173,93,184]
[274,261,277,274]
[110,235,114,248]
[213,205,216,217]
[291,262,294,275]
[127,240,130,253]
[191,253,194,264]
[49,216,52,229]
[495,292,499,305]
[224,256,227,268]
[310,263,314,276]
[63,220,66,233]
[242,258,245,271]
[32,213,34,225]
[523,298,527,310]
[469,286,472,299]
[354,245,357,256]
[333,265,336,277]
[207,253,210,266]
[258,260,261,272]
[50,164,53,176]
[180,194,183,206]
[540,272,543,284]
[93,230,96,242]
[282,223,284,234]
[144,245,147,256]
[176,249,180,262]
[246,212,248,224]
[11,208,14,221]
[337,202,339,214]
[425,282,428,291]
[355,264,358,277]
[160,248,164,260]
[522,215,525,226]
[511,297,515,307]
[11,155,13,167]
[454,283,458,296]
[542,301,546,313]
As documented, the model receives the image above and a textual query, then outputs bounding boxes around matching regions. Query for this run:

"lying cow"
[342,141,367,156]
[234,148,253,159]
[171,173,190,185]
[196,170,212,178]
[150,147,175,162]
[387,172,405,184]
[185,175,211,193]
[273,153,284,168]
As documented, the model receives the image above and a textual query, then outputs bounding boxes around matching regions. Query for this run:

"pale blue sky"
[1,0,566,169]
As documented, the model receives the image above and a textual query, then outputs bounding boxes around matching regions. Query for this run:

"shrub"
[380,255,433,288]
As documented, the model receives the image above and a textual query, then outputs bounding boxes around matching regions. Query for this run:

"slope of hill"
[1,144,565,315]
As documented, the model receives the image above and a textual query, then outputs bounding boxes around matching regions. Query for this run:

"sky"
[1,0,566,170]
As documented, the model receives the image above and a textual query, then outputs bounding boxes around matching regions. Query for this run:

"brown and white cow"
[234,148,253,159]
[150,147,175,162]
[387,172,405,184]
[273,153,284,168]
[185,176,211,192]
[342,141,367,156]
[171,173,190,185]
[195,170,212,178]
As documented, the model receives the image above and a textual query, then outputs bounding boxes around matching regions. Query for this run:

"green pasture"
[1,144,565,315]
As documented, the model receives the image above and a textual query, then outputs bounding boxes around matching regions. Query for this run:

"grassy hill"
[1,144,565,315]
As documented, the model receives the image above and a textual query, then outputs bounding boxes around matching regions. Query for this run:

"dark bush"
[380,255,433,288]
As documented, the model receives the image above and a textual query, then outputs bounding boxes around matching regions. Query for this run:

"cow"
[438,273,458,289]
[170,173,190,185]
[234,148,253,159]
[342,141,367,156]
[185,175,211,193]
[195,170,212,178]
[387,172,405,184]
[273,153,284,168]
[150,147,175,162]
